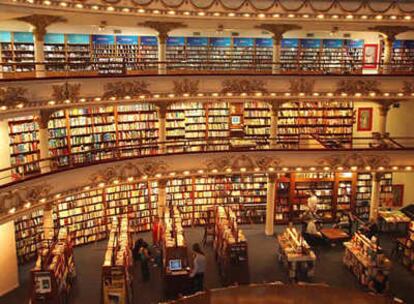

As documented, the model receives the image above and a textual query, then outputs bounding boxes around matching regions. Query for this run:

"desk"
[320,228,349,245]
[163,270,192,299]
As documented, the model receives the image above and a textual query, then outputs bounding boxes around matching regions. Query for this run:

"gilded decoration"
[289,78,315,94]
[52,82,81,102]
[204,154,281,171]
[403,81,414,94]
[173,79,200,95]
[0,86,28,108]
[221,79,267,94]
[335,79,381,95]
[318,153,391,168]
[15,15,67,40]
[102,81,151,98]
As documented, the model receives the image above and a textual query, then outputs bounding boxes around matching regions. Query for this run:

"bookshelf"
[355,173,372,220]
[139,36,158,70]
[92,35,123,75]
[30,230,76,304]
[12,32,35,73]
[206,102,230,150]
[44,33,66,72]
[166,37,186,70]
[0,31,13,72]
[14,209,44,264]
[48,110,70,167]
[389,40,414,73]
[67,34,91,72]
[166,177,194,226]
[186,37,209,70]
[232,38,255,70]
[116,35,139,71]
[321,39,344,73]
[8,116,40,174]
[255,38,273,71]
[243,101,270,147]
[379,172,393,207]
[401,221,414,272]
[343,39,364,73]
[299,39,321,72]
[275,175,291,223]
[209,37,232,70]
[102,216,133,304]
[281,39,299,71]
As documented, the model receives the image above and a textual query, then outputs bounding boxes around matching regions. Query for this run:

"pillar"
[15,15,66,78]
[369,172,381,222]
[36,111,51,173]
[157,179,167,218]
[378,102,392,137]
[158,105,167,154]
[0,46,3,79]
[382,36,395,74]
[158,34,167,75]
[269,102,280,149]
[0,119,12,185]
[272,37,282,74]
[43,204,54,240]
[0,221,19,296]
[265,174,276,236]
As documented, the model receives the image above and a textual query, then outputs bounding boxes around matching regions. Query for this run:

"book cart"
[400,221,414,272]
[276,226,316,280]
[343,232,392,287]
[213,206,249,286]
[101,216,133,304]
[30,229,76,304]
[161,206,192,298]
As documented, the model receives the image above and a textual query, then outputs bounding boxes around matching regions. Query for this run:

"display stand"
[343,232,391,286]
[378,210,411,232]
[276,226,316,280]
[101,216,133,304]
[161,206,191,298]
[213,206,249,286]
[400,221,414,272]
[30,229,76,304]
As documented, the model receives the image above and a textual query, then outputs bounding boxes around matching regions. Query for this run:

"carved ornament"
[221,79,267,94]
[204,154,281,171]
[52,82,81,102]
[255,24,301,42]
[15,15,67,40]
[318,153,391,168]
[173,79,199,95]
[368,26,413,41]
[289,78,315,94]
[335,79,381,95]
[0,86,28,108]
[102,81,150,98]
[138,21,187,42]
[402,81,414,94]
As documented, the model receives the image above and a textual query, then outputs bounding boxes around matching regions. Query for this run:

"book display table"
[320,228,350,245]
[378,210,411,232]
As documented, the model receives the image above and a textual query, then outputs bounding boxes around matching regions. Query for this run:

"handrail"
[1,60,413,79]
[1,135,413,188]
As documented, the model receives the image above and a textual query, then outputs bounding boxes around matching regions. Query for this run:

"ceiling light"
[341,92,348,97]
[392,166,399,170]
[268,167,275,172]
[323,166,330,171]
[390,15,397,20]
[310,167,316,171]
[361,15,368,19]
[327,92,333,97]
[317,14,324,19]
[92,5,99,10]
[226,168,232,173]
[332,15,338,19]
[59,2,67,7]
[55,194,61,198]
[404,16,412,20]
[197,12,205,16]
[365,166,371,171]
[168,10,176,15]
[255,92,263,96]
[383,92,390,96]
[183,170,190,175]
[9,207,16,214]
[303,14,309,18]
[273,14,280,18]
[346,15,353,19]
[197,93,204,97]
[378,166,384,171]
[113,179,119,184]
[288,14,295,18]
[284,92,291,96]
[350,166,358,171]
[213,12,220,17]
[43,0,51,5]
[228,13,235,17]
[0,106,7,110]
[79,98,86,102]
[337,166,344,171]
[397,93,404,97]
[24,202,31,208]
[138,8,145,13]
[405,166,412,171]
[240,167,246,172]
[155,173,162,178]
[299,92,305,97]
[258,13,265,18]
[64,99,71,104]
[375,15,383,20]
[127,176,134,182]
[296,167,302,172]
[94,97,101,101]
[212,93,219,97]
[183,11,190,16]
[169,172,176,177]
[142,175,148,180]
[354,93,362,97]
[153,10,160,14]
[84,186,90,190]
[282,167,289,172]
[197,169,204,174]
[254,167,260,172]
[212,169,218,173]
[106,6,114,11]
[122,7,130,12]
[168,93,175,98]
[313,92,319,96]
[16,103,24,109]
[98,182,105,187]
[369,92,376,97]
[139,95,146,99]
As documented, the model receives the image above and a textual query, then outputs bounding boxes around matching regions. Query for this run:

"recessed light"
[346,15,353,19]
[405,166,412,171]
[169,172,176,177]
[226,168,232,173]
[155,173,162,178]
[258,13,265,18]
[361,15,368,19]
[212,169,218,173]
[24,202,31,208]
[303,14,309,18]
[332,15,339,19]
[240,167,246,172]
[365,166,371,171]
[254,167,261,172]
[138,8,145,13]
[383,92,390,96]
[107,6,114,11]
[288,14,295,18]
[16,103,24,109]
[92,5,99,10]
[313,92,320,96]
[197,12,205,16]
[113,179,119,184]
[59,2,67,7]
[213,12,220,17]
[122,7,130,12]
[350,166,358,171]
[84,186,90,190]
[397,93,404,97]
[392,166,399,170]
[228,13,235,17]
[284,92,291,96]
[94,97,101,101]
[9,207,16,214]
[183,11,190,16]
[375,15,383,20]
[98,182,105,187]
[390,15,397,20]
[197,169,204,174]
[0,106,7,110]
[404,16,412,20]
[168,10,176,15]
[127,177,134,182]
[282,167,289,172]
[323,166,330,171]
[317,14,324,19]
[153,10,160,14]
[296,167,302,172]
[273,14,280,18]
[183,170,190,175]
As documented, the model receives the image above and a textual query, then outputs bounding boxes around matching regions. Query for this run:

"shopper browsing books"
[139,242,151,282]
[190,243,206,293]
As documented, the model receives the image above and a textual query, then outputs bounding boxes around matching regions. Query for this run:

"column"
[269,102,280,149]
[43,204,54,240]
[157,179,167,218]
[382,35,395,74]
[369,172,381,222]
[15,15,66,78]
[0,119,12,185]
[158,34,167,75]
[272,36,282,74]
[0,46,3,79]
[158,104,167,154]
[36,111,51,173]
[265,174,276,236]
[0,221,19,296]
[378,102,392,137]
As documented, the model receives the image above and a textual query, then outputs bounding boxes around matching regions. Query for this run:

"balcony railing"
[1,60,413,79]
[1,135,413,188]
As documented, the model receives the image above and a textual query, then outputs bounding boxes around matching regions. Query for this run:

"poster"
[34,273,52,294]
[357,107,373,131]
[363,44,378,69]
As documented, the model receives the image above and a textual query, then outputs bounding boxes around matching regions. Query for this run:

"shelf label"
[92,35,115,44]
[301,39,321,48]
[0,31,11,42]
[393,40,404,48]
[140,36,157,46]
[14,32,34,43]
[187,37,208,47]
[234,38,254,47]
[348,39,364,48]
[45,33,65,44]
[281,39,299,48]
[167,36,185,46]
[405,40,414,49]
[323,39,343,48]
[116,35,138,45]
[67,34,90,45]
[255,38,273,48]
[210,37,231,47]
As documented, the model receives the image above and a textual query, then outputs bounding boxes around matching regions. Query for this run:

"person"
[334,212,352,235]
[306,219,322,238]
[152,216,161,246]
[133,238,144,262]
[139,242,151,282]
[307,190,319,214]
[190,243,206,293]
[368,270,389,294]
[362,219,379,239]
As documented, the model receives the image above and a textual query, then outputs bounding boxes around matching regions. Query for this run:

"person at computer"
[189,243,206,293]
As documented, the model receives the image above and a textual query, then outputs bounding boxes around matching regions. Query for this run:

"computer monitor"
[169,259,182,271]
[231,115,241,125]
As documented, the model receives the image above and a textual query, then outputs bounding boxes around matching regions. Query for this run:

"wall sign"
[323,39,343,48]
[92,35,115,44]
[357,107,373,131]
[167,36,185,46]
[210,37,231,47]
[67,34,90,45]
[0,31,11,43]
[255,38,273,48]
[140,36,157,46]
[234,38,254,47]
[45,33,65,44]
[362,44,378,69]
[301,39,321,48]
[187,37,208,47]
[116,35,138,45]
[14,32,34,43]
[348,39,364,48]
[281,39,299,48]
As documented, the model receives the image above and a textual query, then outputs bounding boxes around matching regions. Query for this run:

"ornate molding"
[15,14,67,40]
[0,86,28,108]
[37,109,56,129]
[52,82,81,102]
[172,78,199,95]
[402,81,414,94]
[102,80,151,98]
[289,78,315,94]
[255,24,302,42]
[335,79,381,95]
[318,153,391,168]
[221,79,267,94]
[204,154,281,171]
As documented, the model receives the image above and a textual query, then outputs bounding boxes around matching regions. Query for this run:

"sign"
[14,32,34,43]
[116,35,138,45]
[255,38,273,48]
[45,33,65,44]
[34,272,52,294]
[210,37,231,47]
[167,37,185,46]
[67,34,90,45]
[323,39,343,48]
[0,31,11,43]
[187,37,208,47]
[140,36,157,46]
[348,39,364,48]
[393,40,404,48]
[233,38,254,47]
[404,40,414,49]
[281,39,299,48]
[92,35,114,44]
[301,39,321,48]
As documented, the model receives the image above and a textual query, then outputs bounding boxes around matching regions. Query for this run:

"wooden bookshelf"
[14,209,44,264]
[400,221,414,272]
[379,172,393,208]
[355,173,372,220]
[8,116,40,175]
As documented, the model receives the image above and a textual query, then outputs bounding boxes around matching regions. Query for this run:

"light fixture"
[228,13,235,17]
[139,95,145,99]
[243,13,250,17]
[323,166,330,171]
[212,93,219,97]
[365,166,371,171]
[405,166,412,171]
[313,92,320,96]
[16,103,24,109]
[183,170,190,175]
[284,92,291,96]
[404,16,412,20]
[310,167,316,171]
[127,176,134,182]
[8,207,16,214]
[197,12,205,16]
[92,5,99,10]
[79,98,86,102]
[169,172,176,177]
[48,100,55,105]
[299,92,305,97]
[241,92,247,97]
[94,97,101,101]
[392,166,398,170]
[369,92,376,97]
[168,10,176,15]
[183,93,190,97]
[296,167,302,172]
[341,92,348,97]
[64,99,71,104]
[40,198,46,203]
[98,182,105,187]
[332,15,339,19]
[390,15,397,20]
[106,6,114,11]
[55,193,61,199]
[122,7,130,12]
[397,92,404,97]
[383,92,390,96]
[288,14,295,18]
[109,96,116,101]
[84,186,90,190]
[226,168,232,173]
[24,202,31,209]
[258,13,265,18]
[327,92,333,97]
[168,93,175,98]
[337,166,344,171]
[212,169,218,173]
[113,179,119,184]
[197,93,204,97]
[350,166,358,171]
[153,10,160,14]
[155,173,162,178]
[361,15,368,19]
[59,2,68,7]
[226,92,233,96]
[282,167,289,172]
[138,8,145,13]
[240,167,246,172]
[273,14,280,18]
[375,15,383,20]
[0,105,7,110]
[153,94,160,98]
[268,167,275,172]
[197,169,204,174]
[354,93,362,97]
[378,166,384,171]
[254,167,261,172]
[346,15,353,19]
[213,12,220,17]
[124,95,131,100]
[255,92,263,97]
[43,0,51,5]
[142,175,148,180]
[183,11,190,16]
[303,14,309,18]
